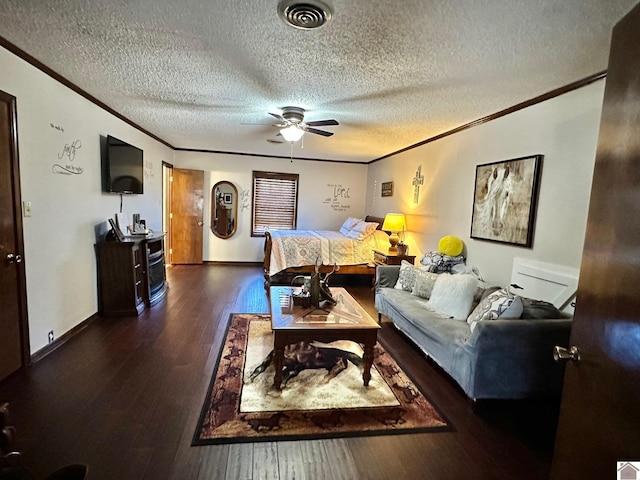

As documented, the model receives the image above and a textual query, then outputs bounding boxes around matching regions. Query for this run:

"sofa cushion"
[426,274,478,320]
[411,270,439,299]
[376,288,471,347]
[467,288,524,331]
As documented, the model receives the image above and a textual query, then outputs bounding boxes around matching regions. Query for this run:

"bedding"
[267,229,389,276]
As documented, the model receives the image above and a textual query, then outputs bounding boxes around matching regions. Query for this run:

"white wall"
[366,81,604,286]
[1,38,605,353]
[173,152,369,262]
[0,46,172,353]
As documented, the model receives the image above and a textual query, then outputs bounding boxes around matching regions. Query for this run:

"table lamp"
[381,213,406,254]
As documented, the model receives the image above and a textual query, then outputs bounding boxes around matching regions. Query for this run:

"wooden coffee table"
[269,286,381,390]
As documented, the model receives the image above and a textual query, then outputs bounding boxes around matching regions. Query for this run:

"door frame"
[162,161,173,265]
[1,90,30,369]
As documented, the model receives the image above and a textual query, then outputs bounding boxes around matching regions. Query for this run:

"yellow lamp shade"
[381,213,406,253]
[438,235,464,257]
[381,213,406,233]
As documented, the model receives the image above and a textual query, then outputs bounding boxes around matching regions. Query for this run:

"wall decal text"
[239,189,250,211]
[53,139,84,175]
[323,183,352,212]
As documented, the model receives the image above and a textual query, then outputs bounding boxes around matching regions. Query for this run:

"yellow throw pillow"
[438,235,464,257]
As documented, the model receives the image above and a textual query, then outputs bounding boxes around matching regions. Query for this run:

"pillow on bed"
[339,217,361,235]
[346,220,379,240]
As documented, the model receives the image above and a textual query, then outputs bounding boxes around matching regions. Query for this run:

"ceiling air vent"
[277,0,333,30]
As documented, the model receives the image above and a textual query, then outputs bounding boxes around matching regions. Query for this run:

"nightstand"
[373,250,416,266]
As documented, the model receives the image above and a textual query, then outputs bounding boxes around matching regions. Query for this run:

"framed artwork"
[470,155,543,247]
[223,193,233,204]
[381,181,393,197]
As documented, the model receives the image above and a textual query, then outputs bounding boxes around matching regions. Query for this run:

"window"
[252,171,299,236]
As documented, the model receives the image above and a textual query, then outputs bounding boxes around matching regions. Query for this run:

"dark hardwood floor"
[0,265,560,479]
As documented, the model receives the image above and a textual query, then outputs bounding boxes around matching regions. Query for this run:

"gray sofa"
[374,265,572,400]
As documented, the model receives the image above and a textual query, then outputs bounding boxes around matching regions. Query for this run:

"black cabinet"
[95,234,167,317]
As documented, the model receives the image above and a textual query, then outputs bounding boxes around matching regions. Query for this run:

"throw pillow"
[394,260,428,292]
[520,297,564,319]
[438,235,464,257]
[420,251,466,273]
[411,270,439,299]
[426,274,478,319]
[346,220,379,240]
[467,288,524,332]
[339,217,361,236]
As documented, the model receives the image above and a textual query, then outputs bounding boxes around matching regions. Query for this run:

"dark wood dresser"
[95,233,167,317]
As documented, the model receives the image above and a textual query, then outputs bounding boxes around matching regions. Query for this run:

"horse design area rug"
[193,314,449,445]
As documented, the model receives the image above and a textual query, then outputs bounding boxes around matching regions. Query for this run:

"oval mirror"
[211,181,238,239]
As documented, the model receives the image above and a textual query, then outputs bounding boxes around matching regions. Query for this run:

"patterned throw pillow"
[394,260,428,292]
[339,217,361,236]
[467,288,524,331]
[420,251,466,273]
[411,270,439,299]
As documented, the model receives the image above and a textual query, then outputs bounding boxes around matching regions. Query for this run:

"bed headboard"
[364,215,386,230]
[510,257,579,313]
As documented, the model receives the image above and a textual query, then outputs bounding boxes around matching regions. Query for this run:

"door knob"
[553,345,581,363]
[6,253,22,264]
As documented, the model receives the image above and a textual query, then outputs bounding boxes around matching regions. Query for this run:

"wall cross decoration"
[412,165,424,203]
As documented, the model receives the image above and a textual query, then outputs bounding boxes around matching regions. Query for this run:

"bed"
[263,215,389,288]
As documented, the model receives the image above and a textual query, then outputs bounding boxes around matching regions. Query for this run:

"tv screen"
[104,135,143,194]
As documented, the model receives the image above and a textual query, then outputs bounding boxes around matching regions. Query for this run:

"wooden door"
[170,168,204,264]
[551,3,640,478]
[0,90,29,381]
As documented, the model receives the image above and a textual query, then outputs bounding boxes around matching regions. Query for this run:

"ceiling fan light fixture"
[280,124,305,142]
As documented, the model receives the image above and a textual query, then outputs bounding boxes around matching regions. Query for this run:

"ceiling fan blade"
[306,119,339,127]
[306,127,334,137]
[269,112,286,122]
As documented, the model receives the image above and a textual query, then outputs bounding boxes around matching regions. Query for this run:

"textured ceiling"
[0,0,636,163]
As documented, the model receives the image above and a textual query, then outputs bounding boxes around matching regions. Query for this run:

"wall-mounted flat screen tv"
[103,135,144,194]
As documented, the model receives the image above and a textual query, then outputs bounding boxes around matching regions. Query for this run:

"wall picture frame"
[381,181,394,197]
[470,154,543,247]
[223,193,232,204]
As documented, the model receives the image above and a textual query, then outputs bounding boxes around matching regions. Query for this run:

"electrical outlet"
[48,330,54,344]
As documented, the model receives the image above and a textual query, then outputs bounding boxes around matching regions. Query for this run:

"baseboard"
[202,261,262,266]
[30,313,100,364]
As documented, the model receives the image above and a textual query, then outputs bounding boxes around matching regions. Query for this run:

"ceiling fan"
[260,106,339,142]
